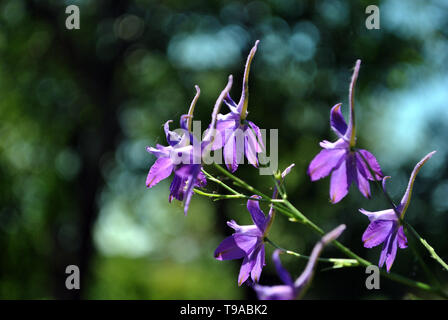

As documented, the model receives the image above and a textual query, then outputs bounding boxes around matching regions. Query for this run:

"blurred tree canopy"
[0,0,447,299]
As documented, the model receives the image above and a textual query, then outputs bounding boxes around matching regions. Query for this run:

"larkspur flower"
[254,225,346,300]
[214,195,270,286]
[307,60,383,203]
[213,40,264,172]
[360,151,436,272]
[146,76,234,215]
[214,164,294,285]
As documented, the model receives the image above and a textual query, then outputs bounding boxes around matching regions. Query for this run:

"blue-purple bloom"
[146,89,204,215]
[307,60,383,203]
[254,225,346,300]
[213,40,264,172]
[360,151,436,272]
[214,164,295,286]
[146,77,234,215]
[214,195,271,286]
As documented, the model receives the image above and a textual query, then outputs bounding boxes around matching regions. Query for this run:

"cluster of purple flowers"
[146,40,263,215]
[306,60,435,273]
[145,41,436,299]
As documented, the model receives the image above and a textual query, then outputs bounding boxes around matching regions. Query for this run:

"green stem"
[213,163,271,199]
[202,169,241,196]
[193,189,247,200]
[212,163,293,215]
[405,222,448,272]
[265,238,358,267]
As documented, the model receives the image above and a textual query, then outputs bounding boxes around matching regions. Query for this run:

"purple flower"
[254,225,346,300]
[146,77,234,215]
[213,40,264,172]
[214,195,271,285]
[214,164,295,285]
[307,60,383,203]
[360,151,436,272]
[146,115,205,215]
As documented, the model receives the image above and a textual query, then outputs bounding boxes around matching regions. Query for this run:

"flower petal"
[223,133,238,172]
[378,230,399,272]
[238,255,255,286]
[385,233,399,272]
[397,226,408,249]
[227,220,261,236]
[182,165,201,215]
[247,120,265,150]
[164,120,183,146]
[329,159,350,203]
[223,92,238,112]
[356,149,383,181]
[254,284,295,300]
[169,174,186,202]
[244,127,260,168]
[247,196,267,231]
[250,245,265,283]
[330,103,347,137]
[362,220,394,248]
[308,148,346,181]
[359,208,397,222]
[281,164,295,179]
[320,138,349,150]
[214,235,247,261]
[146,157,173,188]
[356,166,371,199]
[272,250,293,286]
[233,233,260,254]
[146,144,170,158]
[379,235,390,269]
[212,114,238,150]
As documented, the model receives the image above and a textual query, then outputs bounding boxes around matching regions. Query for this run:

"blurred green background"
[0,0,447,299]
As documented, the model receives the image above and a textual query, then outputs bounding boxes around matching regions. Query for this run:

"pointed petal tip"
[427,150,437,158]
[381,175,391,193]
[331,102,343,111]
[330,103,348,137]
[330,196,338,204]
[281,163,295,179]
[323,224,346,244]
[418,150,437,166]
[398,150,437,215]
[251,40,260,52]
[163,119,173,129]
[214,252,223,260]
[330,196,342,204]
